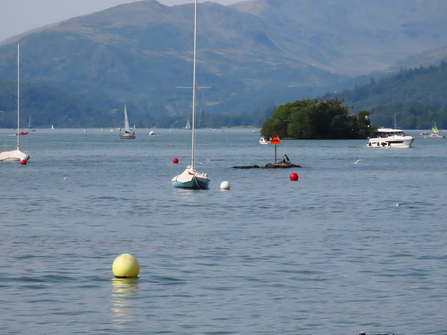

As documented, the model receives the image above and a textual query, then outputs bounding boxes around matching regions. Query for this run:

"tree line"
[260,98,374,139]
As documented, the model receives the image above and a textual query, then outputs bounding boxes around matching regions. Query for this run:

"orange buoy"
[289,172,298,181]
[20,160,27,165]
[172,158,179,164]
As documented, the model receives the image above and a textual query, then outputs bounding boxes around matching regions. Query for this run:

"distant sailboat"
[171,0,209,189]
[185,119,191,130]
[424,122,445,139]
[27,115,35,132]
[0,44,30,162]
[119,105,135,139]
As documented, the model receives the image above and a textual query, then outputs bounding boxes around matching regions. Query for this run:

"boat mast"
[17,44,20,150]
[191,0,197,169]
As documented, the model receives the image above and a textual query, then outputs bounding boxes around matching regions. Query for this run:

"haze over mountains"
[1,0,447,128]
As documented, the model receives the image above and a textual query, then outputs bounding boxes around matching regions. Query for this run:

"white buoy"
[220,181,230,190]
[112,254,140,278]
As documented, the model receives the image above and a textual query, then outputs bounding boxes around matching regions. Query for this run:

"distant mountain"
[390,45,447,71]
[324,61,447,129]
[1,0,447,128]
[231,0,447,75]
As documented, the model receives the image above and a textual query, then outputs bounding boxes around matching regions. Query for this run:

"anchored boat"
[367,128,414,148]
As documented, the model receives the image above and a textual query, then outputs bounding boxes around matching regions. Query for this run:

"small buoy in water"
[20,160,27,165]
[220,181,230,190]
[172,157,179,164]
[112,254,140,278]
[289,172,299,181]
[396,202,400,207]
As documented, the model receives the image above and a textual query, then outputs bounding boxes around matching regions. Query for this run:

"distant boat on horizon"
[118,105,135,139]
[424,122,445,139]
[26,115,36,132]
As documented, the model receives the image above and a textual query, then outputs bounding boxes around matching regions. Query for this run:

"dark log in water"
[232,162,301,169]
[264,162,302,168]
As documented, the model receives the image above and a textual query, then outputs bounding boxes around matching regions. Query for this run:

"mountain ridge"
[0,0,446,128]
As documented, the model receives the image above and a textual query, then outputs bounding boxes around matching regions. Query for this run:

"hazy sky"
[0,0,242,42]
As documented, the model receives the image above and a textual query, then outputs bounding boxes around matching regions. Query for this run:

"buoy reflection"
[111,278,139,328]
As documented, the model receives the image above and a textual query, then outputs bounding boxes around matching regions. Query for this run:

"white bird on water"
[354,159,362,164]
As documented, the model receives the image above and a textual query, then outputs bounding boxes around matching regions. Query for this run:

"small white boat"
[424,133,445,139]
[367,128,414,148]
[424,123,445,139]
[0,44,30,162]
[119,105,135,139]
[149,131,156,136]
[259,137,271,145]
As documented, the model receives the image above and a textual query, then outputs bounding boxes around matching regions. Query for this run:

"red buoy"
[20,159,27,165]
[289,172,298,181]
[172,158,179,164]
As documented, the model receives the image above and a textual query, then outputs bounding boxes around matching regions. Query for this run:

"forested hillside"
[1,0,447,128]
[326,62,447,129]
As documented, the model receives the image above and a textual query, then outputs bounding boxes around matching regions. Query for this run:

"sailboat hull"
[172,177,210,189]
[172,167,210,189]
[119,134,135,139]
[0,149,30,162]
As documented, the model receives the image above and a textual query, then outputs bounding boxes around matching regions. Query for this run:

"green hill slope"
[325,62,447,129]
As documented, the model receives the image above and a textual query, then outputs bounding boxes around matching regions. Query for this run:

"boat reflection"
[111,278,139,328]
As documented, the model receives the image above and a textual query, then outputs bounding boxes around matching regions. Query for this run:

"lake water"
[1,128,447,335]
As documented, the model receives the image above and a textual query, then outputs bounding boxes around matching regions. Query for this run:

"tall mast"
[17,44,20,150]
[191,0,197,168]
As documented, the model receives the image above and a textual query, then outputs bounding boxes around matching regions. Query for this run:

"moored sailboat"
[0,44,30,162]
[119,105,135,139]
[171,0,210,189]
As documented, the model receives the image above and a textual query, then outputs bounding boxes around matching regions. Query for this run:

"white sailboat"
[119,105,135,139]
[172,0,210,189]
[0,44,30,162]
[185,119,191,130]
[26,115,35,132]
[424,122,445,139]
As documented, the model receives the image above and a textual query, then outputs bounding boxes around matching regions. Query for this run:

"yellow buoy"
[112,254,140,278]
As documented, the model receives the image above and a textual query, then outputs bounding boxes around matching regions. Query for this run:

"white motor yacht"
[367,128,414,148]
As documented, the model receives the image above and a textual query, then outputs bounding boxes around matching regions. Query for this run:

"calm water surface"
[1,128,447,334]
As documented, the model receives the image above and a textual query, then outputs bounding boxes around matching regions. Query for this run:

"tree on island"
[260,98,375,139]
